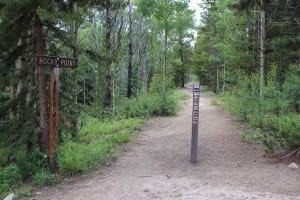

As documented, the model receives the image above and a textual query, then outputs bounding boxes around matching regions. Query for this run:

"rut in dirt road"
[28,88,300,200]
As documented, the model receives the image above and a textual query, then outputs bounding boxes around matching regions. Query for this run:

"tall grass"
[58,117,144,174]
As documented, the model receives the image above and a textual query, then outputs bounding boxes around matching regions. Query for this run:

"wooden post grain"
[49,67,59,172]
[191,83,200,163]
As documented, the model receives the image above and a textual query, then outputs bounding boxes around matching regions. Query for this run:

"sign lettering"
[191,83,200,163]
[37,56,77,68]
[36,55,77,173]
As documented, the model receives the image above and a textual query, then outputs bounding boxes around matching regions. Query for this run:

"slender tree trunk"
[71,2,78,58]
[104,0,113,109]
[35,13,48,152]
[127,0,133,98]
[163,26,168,95]
[259,0,266,100]
[179,36,185,88]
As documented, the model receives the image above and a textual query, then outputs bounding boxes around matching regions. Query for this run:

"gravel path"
[29,87,300,200]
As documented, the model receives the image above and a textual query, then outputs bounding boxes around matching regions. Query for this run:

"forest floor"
[26,85,300,200]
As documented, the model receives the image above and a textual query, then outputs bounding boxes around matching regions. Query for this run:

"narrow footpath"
[29,86,300,200]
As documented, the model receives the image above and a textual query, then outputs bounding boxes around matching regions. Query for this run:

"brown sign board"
[37,56,77,68]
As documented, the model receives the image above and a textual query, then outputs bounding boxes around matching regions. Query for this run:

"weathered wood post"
[37,56,77,172]
[49,66,59,172]
[191,83,200,163]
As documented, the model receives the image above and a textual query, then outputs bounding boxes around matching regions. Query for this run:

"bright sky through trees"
[189,0,202,26]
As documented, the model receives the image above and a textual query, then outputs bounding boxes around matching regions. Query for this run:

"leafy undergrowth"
[58,117,144,174]
[0,89,187,198]
[219,91,300,155]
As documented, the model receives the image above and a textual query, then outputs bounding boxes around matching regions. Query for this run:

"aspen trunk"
[163,26,168,95]
[127,0,133,98]
[180,36,185,88]
[259,0,265,100]
[104,0,113,109]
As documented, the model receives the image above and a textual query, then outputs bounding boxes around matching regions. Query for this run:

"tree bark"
[104,0,113,109]
[127,0,133,98]
[259,0,265,100]
[163,25,168,95]
[179,36,185,88]
[35,12,48,152]
[71,1,78,58]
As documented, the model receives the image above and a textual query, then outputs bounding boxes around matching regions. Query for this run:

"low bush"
[17,149,48,179]
[220,65,300,153]
[0,165,22,196]
[117,89,186,118]
[0,148,10,166]
[261,114,300,153]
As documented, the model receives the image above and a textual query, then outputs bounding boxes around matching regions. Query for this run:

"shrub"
[220,68,300,153]
[17,149,48,179]
[116,89,186,118]
[0,165,22,195]
[0,147,10,166]
[261,114,300,153]
[282,65,300,112]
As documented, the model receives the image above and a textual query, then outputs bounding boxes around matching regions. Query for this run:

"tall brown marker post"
[37,56,77,172]
[191,83,200,163]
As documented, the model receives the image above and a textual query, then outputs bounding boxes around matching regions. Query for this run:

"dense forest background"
[193,0,300,154]
[0,0,299,196]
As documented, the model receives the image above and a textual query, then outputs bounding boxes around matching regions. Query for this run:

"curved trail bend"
[30,87,300,200]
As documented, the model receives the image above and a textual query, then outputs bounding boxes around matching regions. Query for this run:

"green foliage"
[0,147,9,166]
[241,128,263,144]
[0,165,22,195]
[117,89,186,118]
[220,74,260,121]
[117,95,151,118]
[58,140,111,173]
[147,90,185,116]
[58,117,144,174]
[282,65,300,112]
[32,169,59,186]
[261,114,300,153]
[221,68,300,153]
[17,150,48,179]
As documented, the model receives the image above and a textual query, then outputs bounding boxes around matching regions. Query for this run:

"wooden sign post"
[191,83,200,163]
[37,56,77,172]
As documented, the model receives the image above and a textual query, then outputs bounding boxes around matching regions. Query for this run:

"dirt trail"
[29,87,300,200]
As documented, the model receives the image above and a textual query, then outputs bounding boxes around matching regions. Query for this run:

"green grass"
[58,117,144,174]
[32,169,60,186]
